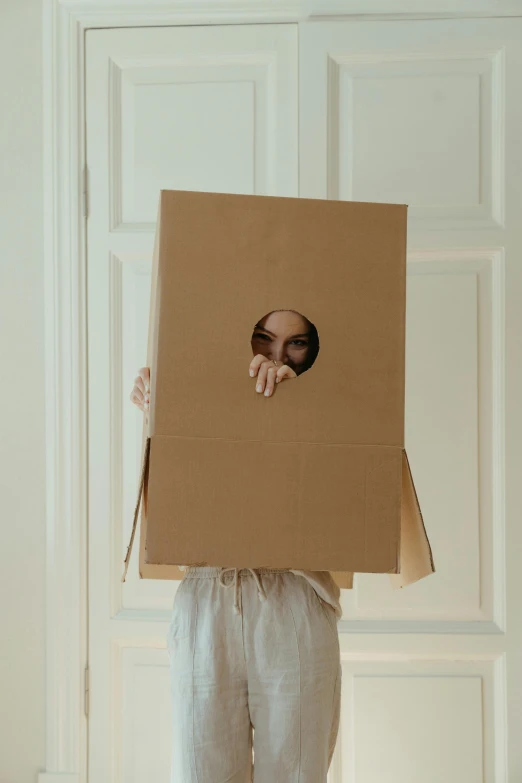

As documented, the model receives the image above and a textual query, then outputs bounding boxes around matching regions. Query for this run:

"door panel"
[300,18,521,783]
[86,24,297,782]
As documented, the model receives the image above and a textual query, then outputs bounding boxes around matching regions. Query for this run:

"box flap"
[330,571,354,589]
[122,444,435,587]
[388,450,436,589]
[121,435,150,583]
[138,452,186,581]
[143,437,402,574]
[121,435,186,582]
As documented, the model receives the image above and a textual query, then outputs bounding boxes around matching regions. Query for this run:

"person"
[129,309,342,782]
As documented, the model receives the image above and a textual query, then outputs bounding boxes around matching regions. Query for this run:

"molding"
[338,620,504,634]
[339,650,505,661]
[307,0,522,20]
[59,0,302,25]
[112,607,504,635]
[494,653,509,781]
[43,2,88,779]
[107,49,279,232]
[110,639,125,783]
[327,51,505,230]
[489,249,507,637]
[56,0,522,25]
[406,249,506,635]
[349,250,505,631]
[109,253,124,619]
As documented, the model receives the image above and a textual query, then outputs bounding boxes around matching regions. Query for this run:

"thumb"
[276,365,297,382]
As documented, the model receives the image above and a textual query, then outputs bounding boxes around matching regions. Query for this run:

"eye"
[250,310,320,375]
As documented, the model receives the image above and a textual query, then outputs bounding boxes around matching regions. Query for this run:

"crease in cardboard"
[143,434,404,448]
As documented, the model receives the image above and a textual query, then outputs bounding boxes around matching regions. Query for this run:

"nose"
[271,347,287,364]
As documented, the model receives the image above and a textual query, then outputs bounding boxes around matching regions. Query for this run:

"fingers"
[276,365,297,382]
[138,367,150,392]
[129,389,145,412]
[131,359,295,411]
[261,365,279,397]
[255,361,271,394]
[264,364,296,395]
[249,354,267,377]
[130,367,151,412]
[253,360,297,397]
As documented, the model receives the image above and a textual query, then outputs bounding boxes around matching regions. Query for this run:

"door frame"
[42,1,521,781]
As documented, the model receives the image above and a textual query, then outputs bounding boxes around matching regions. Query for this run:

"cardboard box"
[122,191,435,591]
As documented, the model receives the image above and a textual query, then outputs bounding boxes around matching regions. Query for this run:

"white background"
[0,2,46,782]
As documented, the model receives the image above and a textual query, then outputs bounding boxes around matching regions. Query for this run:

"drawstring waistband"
[179,566,291,616]
[218,568,267,616]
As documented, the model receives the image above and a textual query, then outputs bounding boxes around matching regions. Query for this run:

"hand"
[249,355,297,397]
[129,367,150,413]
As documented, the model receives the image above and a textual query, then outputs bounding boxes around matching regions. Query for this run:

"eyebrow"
[253,326,310,339]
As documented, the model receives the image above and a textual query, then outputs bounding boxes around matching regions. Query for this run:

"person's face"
[251,310,311,375]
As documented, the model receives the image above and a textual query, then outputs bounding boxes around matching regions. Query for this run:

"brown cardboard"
[122,190,435,591]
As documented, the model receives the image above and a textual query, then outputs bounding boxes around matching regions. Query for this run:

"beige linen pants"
[167,567,342,783]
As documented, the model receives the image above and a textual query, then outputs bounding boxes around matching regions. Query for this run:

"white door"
[86,17,522,783]
[85,24,297,783]
[300,17,522,783]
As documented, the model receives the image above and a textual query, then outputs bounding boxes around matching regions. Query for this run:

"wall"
[0,1,46,782]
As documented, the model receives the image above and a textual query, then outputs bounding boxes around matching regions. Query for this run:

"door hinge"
[84,665,90,718]
[82,165,89,218]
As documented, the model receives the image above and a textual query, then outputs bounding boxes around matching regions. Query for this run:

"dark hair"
[300,316,320,375]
